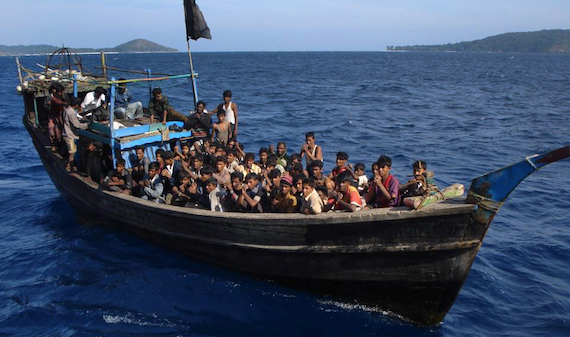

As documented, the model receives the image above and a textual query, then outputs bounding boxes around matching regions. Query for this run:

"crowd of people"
[46,84,436,214]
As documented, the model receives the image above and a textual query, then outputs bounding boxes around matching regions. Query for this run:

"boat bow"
[467,145,569,224]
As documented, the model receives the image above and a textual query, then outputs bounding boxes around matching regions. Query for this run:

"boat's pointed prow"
[467,145,569,224]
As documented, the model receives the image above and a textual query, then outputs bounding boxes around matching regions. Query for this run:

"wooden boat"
[16,48,570,326]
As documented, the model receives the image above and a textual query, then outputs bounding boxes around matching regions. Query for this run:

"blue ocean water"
[0,51,569,336]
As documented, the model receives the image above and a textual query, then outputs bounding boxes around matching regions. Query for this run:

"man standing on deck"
[148,88,188,125]
[208,90,238,138]
[112,79,143,120]
[63,97,88,172]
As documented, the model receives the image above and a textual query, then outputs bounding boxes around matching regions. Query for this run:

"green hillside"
[0,39,178,56]
[388,29,570,53]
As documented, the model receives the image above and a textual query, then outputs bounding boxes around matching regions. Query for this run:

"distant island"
[0,39,178,56]
[388,29,570,53]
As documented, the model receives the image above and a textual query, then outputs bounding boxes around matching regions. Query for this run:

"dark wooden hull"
[25,120,488,326]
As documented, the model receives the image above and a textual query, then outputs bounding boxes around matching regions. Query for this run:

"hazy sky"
[3,0,570,51]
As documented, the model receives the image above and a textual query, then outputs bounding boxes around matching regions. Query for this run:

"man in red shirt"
[334,173,362,212]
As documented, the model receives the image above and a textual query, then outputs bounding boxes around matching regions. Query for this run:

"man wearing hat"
[271,174,297,213]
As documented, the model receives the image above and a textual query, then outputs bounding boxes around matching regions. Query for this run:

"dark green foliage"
[389,29,570,53]
[0,39,178,56]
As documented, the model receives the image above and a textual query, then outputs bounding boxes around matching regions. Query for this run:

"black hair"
[269,169,281,179]
[377,155,392,168]
[197,100,206,107]
[205,177,218,186]
[193,154,205,162]
[231,171,244,182]
[149,162,160,171]
[223,90,232,98]
[316,185,328,196]
[413,160,427,170]
[155,149,166,159]
[118,78,127,86]
[226,148,237,157]
[217,110,226,116]
[305,132,315,139]
[245,173,259,182]
[135,146,144,152]
[293,174,305,184]
[116,158,126,166]
[245,152,255,161]
[179,170,190,180]
[94,86,106,95]
[309,160,323,169]
[277,141,286,147]
[354,163,365,171]
[201,165,214,175]
[336,151,348,161]
[266,156,277,167]
[181,143,190,149]
[152,87,162,96]
[290,153,301,161]
[259,147,269,155]
[302,177,315,188]
[292,163,304,173]
[162,151,174,160]
[337,172,353,183]
[215,155,227,164]
[69,97,81,106]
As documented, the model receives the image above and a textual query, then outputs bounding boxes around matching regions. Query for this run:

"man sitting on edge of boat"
[148,87,188,125]
[101,158,132,194]
[160,151,181,197]
[112,79,143,120]
[130,147,150,188]
[333,172,363,212]
[365,155,400,208]
[140,162,165,203]
[300,178,324,215]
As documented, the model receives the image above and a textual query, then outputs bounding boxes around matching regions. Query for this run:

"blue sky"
[3,0,570,51]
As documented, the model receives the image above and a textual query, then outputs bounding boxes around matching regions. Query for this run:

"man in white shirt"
[81,87,108,121]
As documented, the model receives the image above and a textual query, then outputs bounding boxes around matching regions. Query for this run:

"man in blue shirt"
[113,78,143,120]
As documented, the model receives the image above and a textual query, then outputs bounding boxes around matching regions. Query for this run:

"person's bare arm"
[304,145,322,162]
[335,196,357,212]
[232,102,238,136]
[374,176,392,200]
[211,124,217,142]
[162,110,168,125]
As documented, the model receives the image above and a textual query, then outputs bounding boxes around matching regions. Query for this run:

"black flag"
[183,0,212,41]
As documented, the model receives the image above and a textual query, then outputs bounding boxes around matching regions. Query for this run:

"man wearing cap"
[271,175,298,213]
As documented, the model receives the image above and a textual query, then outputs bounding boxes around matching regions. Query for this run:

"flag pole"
[187,38,199,110]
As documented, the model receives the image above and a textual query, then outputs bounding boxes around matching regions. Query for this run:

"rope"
[98,66,173,76]
[525,154,539,170]
[467,191,504,213]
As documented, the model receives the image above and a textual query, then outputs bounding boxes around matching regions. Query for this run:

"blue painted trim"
[73,74,78,98]
[109,78,116,168]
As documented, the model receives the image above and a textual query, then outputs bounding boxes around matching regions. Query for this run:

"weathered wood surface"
[25,119,486,326]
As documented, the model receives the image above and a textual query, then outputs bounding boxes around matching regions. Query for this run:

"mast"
[187,39,199,109]
[183,0,211,110]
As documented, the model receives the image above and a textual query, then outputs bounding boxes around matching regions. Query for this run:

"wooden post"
[147,68,152,100]
[16,57,23,86]
[100,52,107,79]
